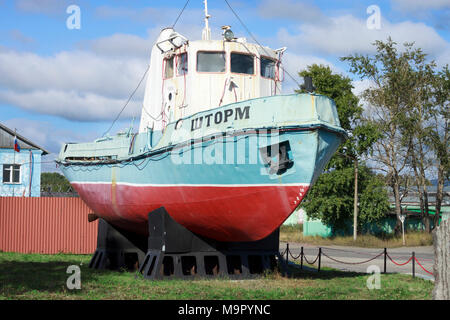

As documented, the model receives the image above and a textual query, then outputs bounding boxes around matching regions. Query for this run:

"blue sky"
[0,0,449,171]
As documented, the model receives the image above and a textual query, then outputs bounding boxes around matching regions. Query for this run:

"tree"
[341,38,435,234]
[41,172,73,193]
[303,164,390,233]
[342,38,449,233]
[428,65,450,229]
[297,64,389,234]
[397,45,436,232]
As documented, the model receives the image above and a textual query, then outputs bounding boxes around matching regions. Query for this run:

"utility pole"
[353,157,358,241]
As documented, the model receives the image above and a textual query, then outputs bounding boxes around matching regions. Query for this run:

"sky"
[0,0,449,172]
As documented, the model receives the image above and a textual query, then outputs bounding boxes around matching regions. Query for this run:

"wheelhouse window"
[197,51,226,73]
[177,53,188,76]
[231,53,254,75]
[164,56,174,79]
[261,57,276,79]
[3,164,20,184]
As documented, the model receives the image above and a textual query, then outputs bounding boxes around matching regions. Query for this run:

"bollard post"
[300,247,304,270]
[383,248,387,274]
[286,243,289,267]
[412,252,415,278]
[318,248,322,272]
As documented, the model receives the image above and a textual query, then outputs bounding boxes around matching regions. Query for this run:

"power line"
[222,0,302,88]
[172,0,191,28]
[101,0,191,138]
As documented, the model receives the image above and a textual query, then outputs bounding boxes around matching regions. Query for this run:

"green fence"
[301,206,450,237]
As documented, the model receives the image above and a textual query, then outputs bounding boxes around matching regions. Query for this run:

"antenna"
[202,0,211,40]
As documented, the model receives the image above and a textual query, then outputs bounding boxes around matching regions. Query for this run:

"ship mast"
[202,0,211,40]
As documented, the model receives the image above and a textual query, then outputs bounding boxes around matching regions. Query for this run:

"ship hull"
[71,182,309,241]
[58,94,346,242]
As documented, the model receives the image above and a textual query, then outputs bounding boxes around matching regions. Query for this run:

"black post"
[318,248,322,272]
[300,247,304,270]
[286,243,289,268]
[383,248,387,274]
[412,252,415,278]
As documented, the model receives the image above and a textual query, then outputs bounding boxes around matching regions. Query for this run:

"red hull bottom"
[72,183,309,242]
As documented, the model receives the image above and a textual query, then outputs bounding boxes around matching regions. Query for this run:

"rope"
[321,251,384,265]
[172,0,190,28]
[386,253,413,266]
[102,64,150,137]
[414,257,434,275]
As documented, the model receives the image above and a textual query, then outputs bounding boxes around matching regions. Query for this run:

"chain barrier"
[321,250,384,265]
[386,253,414,266]
[280,243,434,277]
[303,252,320,265]
[414,257,434,275]
[288,249,302,260]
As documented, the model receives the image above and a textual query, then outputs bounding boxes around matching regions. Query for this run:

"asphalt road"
[280,242,435,281]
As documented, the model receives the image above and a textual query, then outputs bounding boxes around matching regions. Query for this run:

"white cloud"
[0,45,149,122]
[275,14,450,65]
[3,118,103,172]
[77,32,157,59]
[0,23,210,123]
[0,48,147,98]
[280,52,340,94]
[351,79,374,98]
[0,89,142,122]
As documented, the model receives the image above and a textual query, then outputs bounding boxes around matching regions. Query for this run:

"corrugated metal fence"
[0,197,98,254]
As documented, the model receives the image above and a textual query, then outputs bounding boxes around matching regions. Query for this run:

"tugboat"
[57,1,346,243]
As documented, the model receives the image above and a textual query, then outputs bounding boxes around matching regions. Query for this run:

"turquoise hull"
[57,94,346,241]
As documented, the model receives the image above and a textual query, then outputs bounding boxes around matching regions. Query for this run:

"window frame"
[176,52,188,77]
[196,51,227,74]
[163,56,175,79]
[260,56,278,80]
[2,164,21,184]
[230,51,256,76]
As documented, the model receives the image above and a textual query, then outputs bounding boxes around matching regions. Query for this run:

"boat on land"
[57,1,346,242]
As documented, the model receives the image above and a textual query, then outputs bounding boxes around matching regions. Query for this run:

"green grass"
[0,252,433,300]
[280,225,433,248]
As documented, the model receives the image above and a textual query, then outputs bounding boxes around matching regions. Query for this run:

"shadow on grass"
[0,256,365,298]
[283,264,364,280]
[0,259,103,295]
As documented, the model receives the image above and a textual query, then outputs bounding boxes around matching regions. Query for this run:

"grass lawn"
[0,252,433,300]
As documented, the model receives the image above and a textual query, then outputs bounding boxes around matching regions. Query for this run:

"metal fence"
[281,243,434,278]
[0,197,97,254]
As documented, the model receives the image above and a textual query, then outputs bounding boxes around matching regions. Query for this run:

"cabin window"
[197,51,226,73]
[231,53,254,75]
[261,57,276,79]
[177,53,188,76]
[2,164,20,184]
[164,56,174,79]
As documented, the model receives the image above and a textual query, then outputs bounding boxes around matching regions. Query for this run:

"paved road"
[280,242,435,281]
